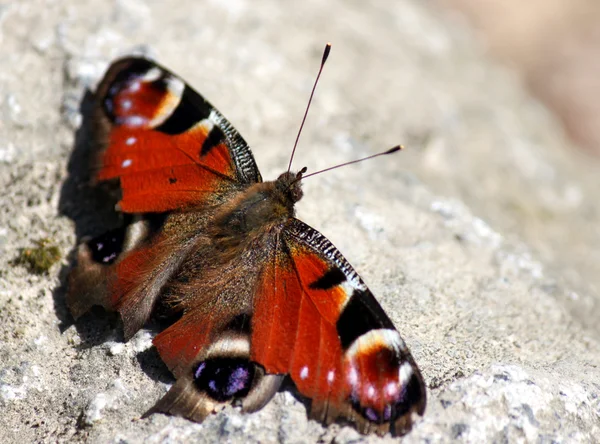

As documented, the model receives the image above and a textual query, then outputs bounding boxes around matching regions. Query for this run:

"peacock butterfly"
[67,44,426,436]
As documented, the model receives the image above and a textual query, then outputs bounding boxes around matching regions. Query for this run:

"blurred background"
[438,0,600,157]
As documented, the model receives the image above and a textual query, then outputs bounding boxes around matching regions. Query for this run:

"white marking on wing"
[346,329,407,359]
[300,366,309,380]
[327,370,335,384]
[165,75,185,97]
[148,74,185,127]
[399,361,413,386]
[141,67,162,82]
[385,381,399,398]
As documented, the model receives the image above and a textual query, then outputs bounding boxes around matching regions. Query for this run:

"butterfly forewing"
[94,57,262,213]
[251,218,425,435]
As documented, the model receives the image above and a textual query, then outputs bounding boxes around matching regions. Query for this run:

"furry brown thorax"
[209,171,304,250]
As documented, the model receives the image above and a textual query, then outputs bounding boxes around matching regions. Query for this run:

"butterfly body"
[67,56,426,436]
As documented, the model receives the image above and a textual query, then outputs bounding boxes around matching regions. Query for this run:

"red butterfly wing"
[68,57,263,338]
[94,57,262,213]
[251,218,426,435]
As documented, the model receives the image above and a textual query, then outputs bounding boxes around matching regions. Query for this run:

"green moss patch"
[12,238,61,275]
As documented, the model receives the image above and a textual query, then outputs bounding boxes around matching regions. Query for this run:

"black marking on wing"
[284,218,364,286]
[147,213,169,234]
[283,218,397,349]
[86,214,167,265]
[193,358,254,402]
[87,226,126,265]
[156,85,211,135]
[200,125,225,157]
[393,372,425,419]
[309,267,346,290]
[209,108,262,184]
[336,291,395,349]
[224,313,252,334]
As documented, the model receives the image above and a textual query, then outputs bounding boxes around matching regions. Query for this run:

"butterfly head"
[275,168,306,205]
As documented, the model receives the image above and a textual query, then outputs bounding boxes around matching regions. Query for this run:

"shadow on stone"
[58,89,122,241]
[136,346,174,385]
[53,88,174,385]
[53,89,124,343]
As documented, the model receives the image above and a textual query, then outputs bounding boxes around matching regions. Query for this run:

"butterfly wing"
[68,57,262,337]
[93,56,262,213]
[251,218,426,436]
[146,230,287,422]
[145,217,425,435]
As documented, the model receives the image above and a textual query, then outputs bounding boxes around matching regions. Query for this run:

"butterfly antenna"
[300,145,403,180]
[288,43,332,173]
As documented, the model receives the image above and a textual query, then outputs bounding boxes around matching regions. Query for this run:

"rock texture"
[1,1,599,443]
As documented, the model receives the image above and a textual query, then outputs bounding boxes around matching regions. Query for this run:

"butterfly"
[66,46,426,436]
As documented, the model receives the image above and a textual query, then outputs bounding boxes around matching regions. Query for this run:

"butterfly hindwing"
[145,329,284,423]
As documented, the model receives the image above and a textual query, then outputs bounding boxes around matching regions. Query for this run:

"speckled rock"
[1,1,599,443]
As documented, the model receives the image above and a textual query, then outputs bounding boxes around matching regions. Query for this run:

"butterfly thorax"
[210,171,303,251]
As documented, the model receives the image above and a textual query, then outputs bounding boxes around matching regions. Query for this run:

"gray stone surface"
[1,1,599,442]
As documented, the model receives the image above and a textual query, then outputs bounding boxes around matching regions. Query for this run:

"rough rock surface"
[1,1,599,443]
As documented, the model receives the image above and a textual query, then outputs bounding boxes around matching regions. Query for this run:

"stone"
[1,1,599,443]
